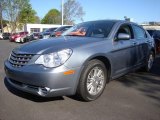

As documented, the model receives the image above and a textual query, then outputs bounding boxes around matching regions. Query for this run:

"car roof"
[77,19,136,26]
[81,19,123,23]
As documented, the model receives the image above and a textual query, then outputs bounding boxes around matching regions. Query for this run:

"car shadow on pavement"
[116,57,160,106]
[4,78,64,102]
[67,95,87,102]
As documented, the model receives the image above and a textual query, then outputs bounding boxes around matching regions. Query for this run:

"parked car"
[9,33,17,42]
[147,29,156,37]
[147,30,160,54]
[10,32,28,42]
[40,28,57,39]
[2,32,11,40]
[22,32,41,43]
[50,26,72,37]
[4,20,155,101]
[0,33,3,40]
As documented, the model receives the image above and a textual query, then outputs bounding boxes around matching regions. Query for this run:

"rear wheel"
[77,60,108,101]
[144,51,154,72]
[20,38,23,43]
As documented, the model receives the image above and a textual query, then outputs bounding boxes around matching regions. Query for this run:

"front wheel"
[77,60,108,101]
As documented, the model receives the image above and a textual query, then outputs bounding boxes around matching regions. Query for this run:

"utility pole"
[61,0,64,26]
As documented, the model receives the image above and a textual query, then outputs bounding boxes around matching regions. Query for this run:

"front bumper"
[43,35,50,39]
[4,60,81,97]
[15,38,21,43]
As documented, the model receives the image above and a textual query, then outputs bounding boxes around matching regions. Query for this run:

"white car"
[0,33,3,40]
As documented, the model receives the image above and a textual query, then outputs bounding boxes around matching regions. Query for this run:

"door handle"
[147,40,152,43]
[145,40,152,44]
[132,42,137,46]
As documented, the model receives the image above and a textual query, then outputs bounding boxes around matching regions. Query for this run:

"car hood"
[13,36,106,54]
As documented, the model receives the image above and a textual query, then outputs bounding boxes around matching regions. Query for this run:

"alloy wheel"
[87,67,105,96]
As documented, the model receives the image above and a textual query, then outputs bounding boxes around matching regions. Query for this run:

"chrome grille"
[9,51,34,68]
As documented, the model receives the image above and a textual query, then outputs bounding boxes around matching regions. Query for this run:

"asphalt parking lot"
[0,40,160,120]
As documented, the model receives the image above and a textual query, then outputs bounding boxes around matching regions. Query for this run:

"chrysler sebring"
[4,20,155,101]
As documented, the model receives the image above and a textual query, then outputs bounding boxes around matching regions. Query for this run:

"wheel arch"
[82,54,112,81]
[74,54,112,95]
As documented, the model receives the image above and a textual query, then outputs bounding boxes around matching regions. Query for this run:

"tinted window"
[44,29,50,32]
[3,33,11,36]
[55,26,72,32]
[147,30,156,36]
[153,30,160,39]
[33,33,39,36]
[49,28,57,32]
[133,25,147,39]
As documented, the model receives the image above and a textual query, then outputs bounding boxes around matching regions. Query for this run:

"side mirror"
[117,33,130,40]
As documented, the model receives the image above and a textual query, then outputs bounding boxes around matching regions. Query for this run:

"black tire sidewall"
[79,60,108,101]
[145,51,154,72]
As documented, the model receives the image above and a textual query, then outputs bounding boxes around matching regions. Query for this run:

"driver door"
[111,24,137,76]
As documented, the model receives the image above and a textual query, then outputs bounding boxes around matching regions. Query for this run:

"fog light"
[38,87,50,96]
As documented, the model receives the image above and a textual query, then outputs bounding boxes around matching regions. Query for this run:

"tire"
[20,38,24,43]
[143,51,155,72]
[77,59,108,101]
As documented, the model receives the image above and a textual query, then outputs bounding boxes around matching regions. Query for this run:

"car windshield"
[33,33,39,36]
[62,21,115,38]
[55,26,71,32]
[43,28,56,33]
[44,29,50,32]
[3,33,10,35]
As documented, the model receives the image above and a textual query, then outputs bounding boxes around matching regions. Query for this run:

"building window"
[30,28,40,33]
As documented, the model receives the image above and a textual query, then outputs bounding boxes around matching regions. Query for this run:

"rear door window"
[132,25,147,39]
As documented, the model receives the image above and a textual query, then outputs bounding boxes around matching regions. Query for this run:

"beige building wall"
[142,25,160,30]
[3,23,62,33]
[3,24,23,33]
[3,26,11,33]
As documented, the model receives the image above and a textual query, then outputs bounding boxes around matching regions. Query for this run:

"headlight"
[35,49,72,68]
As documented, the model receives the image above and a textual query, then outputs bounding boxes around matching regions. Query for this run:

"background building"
[24,24,62,33]
[2,23,62,33]
[142,24,160,30]
[141,22,160,30]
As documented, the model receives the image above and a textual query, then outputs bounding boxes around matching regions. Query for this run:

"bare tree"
[3,0,29,32]
[0,0,6,33]
[63,0,85,25]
